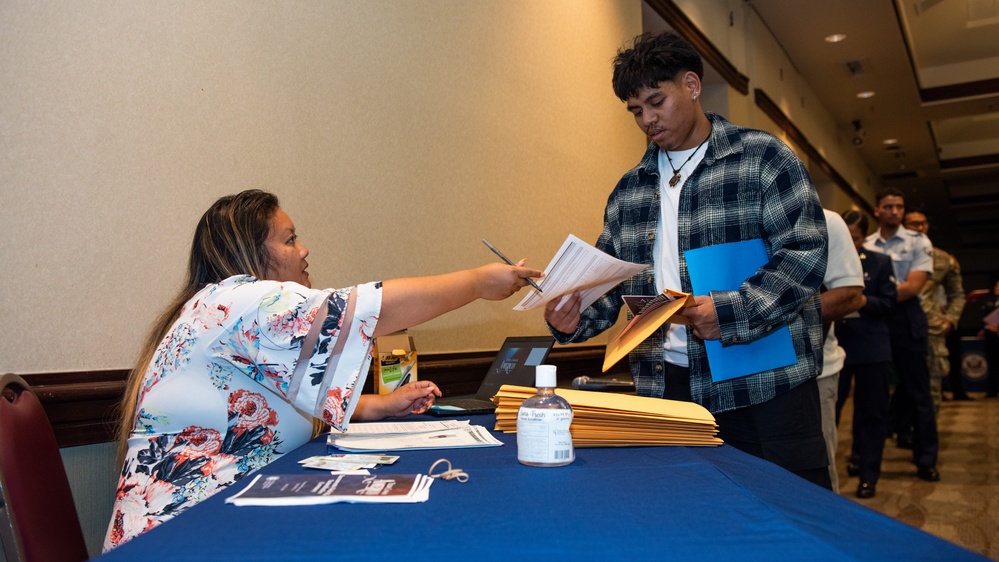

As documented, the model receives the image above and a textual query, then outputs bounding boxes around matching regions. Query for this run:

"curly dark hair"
[612,32,704,101]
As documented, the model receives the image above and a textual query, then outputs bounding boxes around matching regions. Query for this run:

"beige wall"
[0,1,646,373]
[0,3,890,557]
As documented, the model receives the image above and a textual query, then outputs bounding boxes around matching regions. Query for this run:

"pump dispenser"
[516,365,574,467]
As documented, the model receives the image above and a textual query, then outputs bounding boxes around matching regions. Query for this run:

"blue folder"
[684,239,796,382]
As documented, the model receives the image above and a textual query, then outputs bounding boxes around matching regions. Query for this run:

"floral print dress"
[104,275,381,551]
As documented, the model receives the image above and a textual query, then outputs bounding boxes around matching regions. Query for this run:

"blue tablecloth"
[97,415,985,561]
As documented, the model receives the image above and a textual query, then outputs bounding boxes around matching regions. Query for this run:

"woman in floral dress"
[104,190,541,550]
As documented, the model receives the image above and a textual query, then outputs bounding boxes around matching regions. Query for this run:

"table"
[96,415,985,561]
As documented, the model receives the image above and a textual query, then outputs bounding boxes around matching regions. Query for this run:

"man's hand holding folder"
[602,289,694,372]
[673,295,720,341]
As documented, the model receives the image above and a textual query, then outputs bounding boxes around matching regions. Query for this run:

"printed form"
[514,234,646,311]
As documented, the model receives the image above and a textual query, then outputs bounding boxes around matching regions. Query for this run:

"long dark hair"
[115,190,280,463]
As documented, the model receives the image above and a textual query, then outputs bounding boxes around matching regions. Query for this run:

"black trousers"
[837,362,892,483]
[887,305,939,468]
[664,363,831,490]
[986,330,999,397]
[946,329,969,397]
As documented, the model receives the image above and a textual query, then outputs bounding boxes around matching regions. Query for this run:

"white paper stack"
[327,420,502,452]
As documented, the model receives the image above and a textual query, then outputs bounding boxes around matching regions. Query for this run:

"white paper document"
[332,419,470,436]
[514,234,646,311]
[328,424,502,452]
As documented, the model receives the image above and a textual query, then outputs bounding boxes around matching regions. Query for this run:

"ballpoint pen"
[482,239,543,293]
[397,366,412,389]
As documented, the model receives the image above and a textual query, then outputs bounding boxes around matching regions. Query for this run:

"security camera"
[851,120,865,147]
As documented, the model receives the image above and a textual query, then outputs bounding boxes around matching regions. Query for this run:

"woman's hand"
[384,380,442,417]
[473,260,544,301]
[351,381,442,421]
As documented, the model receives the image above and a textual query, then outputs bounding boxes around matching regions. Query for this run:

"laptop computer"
[426,335,555,417]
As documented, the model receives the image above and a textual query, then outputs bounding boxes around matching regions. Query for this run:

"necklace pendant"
[669,173,681,187]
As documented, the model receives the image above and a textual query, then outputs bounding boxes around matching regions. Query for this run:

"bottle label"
[517,409,574,464]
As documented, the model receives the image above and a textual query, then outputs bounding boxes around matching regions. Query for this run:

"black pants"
[887,306,939,468]
[986,330,999,397]
[946,329,969,397]
[664,363,831,490]
[837,362,891,483]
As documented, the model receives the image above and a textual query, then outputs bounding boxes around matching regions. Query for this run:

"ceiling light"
[883,138,899,145]
[825,33,847,43]
[856,91,876,99]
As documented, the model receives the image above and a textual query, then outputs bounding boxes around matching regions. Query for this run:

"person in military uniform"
[982,280,999,399]
[866,188,939,482]
[903,210,966,412]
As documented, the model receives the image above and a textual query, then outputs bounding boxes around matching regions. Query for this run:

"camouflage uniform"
[919,247,965,412]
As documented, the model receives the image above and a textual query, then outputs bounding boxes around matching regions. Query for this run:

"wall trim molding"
[19,345,624,448]
[754,88,875,215]
[645,0,750,95]
[940,153,999,171]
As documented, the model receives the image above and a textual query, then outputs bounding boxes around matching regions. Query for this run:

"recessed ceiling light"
[883,138,899,145]
[856,91,876,99]
[825,33,847,43]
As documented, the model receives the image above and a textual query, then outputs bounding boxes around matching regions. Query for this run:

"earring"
[692,94,698,101]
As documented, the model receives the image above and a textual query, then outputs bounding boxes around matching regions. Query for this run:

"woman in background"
[835,210,898,499]
[982,280,999,398]
[105,189,542,550]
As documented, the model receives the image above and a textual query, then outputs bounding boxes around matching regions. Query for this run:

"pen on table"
[482,239,543,293]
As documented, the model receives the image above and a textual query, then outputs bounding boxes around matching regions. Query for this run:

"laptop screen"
[474,336,555,400]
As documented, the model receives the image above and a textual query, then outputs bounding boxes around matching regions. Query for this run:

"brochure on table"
[226,473,433,506]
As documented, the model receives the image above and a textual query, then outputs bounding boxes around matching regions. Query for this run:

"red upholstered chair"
[0,373,89,562]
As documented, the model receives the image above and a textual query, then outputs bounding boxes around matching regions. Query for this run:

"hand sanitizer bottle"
[517,365,574,467]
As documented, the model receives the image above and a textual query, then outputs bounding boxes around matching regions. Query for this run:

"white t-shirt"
[654,143,708,367]
[820,209,864,378]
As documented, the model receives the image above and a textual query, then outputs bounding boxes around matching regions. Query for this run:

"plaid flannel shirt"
[554,113,827,414]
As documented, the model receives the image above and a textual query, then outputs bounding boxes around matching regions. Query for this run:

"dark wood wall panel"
[16,345,625,448]
[645,0,750,95]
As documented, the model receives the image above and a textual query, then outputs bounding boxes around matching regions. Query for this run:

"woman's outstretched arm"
[373,262,542,337]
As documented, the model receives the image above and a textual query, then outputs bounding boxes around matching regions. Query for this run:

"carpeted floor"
[835,391,999,560]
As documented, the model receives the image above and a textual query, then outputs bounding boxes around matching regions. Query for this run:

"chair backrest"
[0,373,89,562]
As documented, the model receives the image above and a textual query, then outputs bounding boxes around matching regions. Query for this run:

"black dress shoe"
[846,462,860,477]
[857,481,876,498]
[917,466,940,482]
[953,394,974,401]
